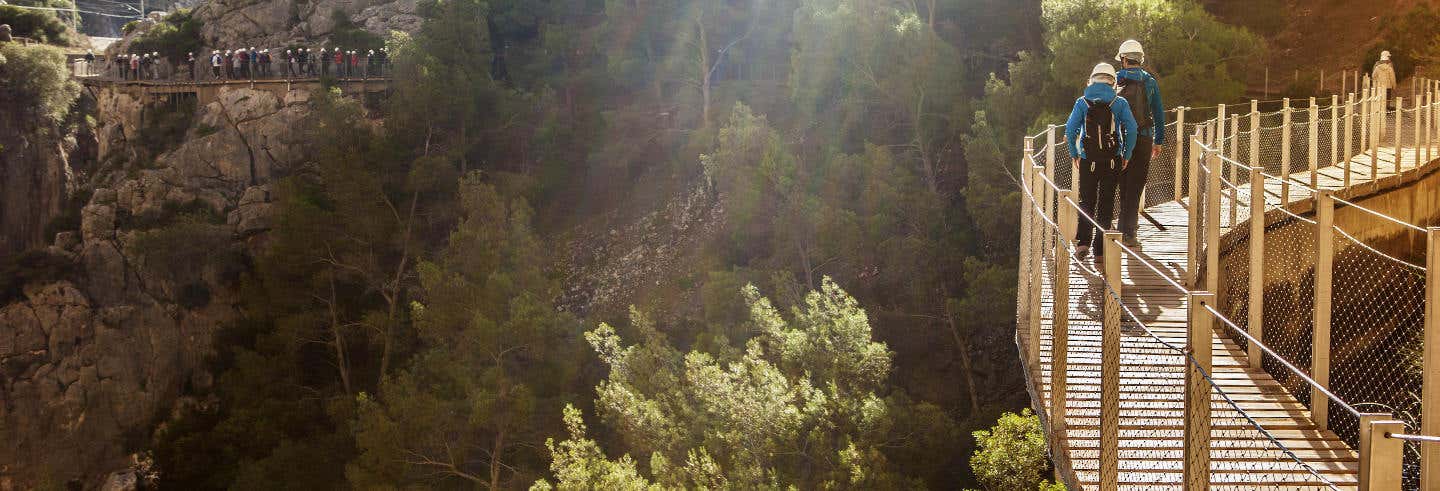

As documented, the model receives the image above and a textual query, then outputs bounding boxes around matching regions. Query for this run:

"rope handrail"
[1388,432,1440,444]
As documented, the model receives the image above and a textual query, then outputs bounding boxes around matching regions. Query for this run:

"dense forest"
[31,0,1271,488]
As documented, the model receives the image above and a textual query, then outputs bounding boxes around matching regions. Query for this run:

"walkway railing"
[73,56,391,83]
[1017,76,1440,490]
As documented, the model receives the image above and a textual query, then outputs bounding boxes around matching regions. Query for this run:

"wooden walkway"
[1025,142,1440,490]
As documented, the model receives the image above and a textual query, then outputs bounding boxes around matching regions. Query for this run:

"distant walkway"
[1018,79,1440,490]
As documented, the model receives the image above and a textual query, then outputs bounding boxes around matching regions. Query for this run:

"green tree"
[535,279,955,489]
[348,174,585,489]
[970,409,1061,491]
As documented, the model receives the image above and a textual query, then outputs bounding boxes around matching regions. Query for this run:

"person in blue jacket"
[1066,62,1138,262]
[1114,40,1166,249]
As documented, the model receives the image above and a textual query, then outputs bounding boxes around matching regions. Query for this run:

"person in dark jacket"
[1113,39,1167,249]
[1065,62,1139,263]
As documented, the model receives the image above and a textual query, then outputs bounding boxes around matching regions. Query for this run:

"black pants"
[1076,156,1122,253]
[1118,135,1154,238]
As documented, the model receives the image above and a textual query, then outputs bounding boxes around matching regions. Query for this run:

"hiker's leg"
[1075,160,1101,248]
[1119,136,1153,237]
[1093,161,1121,252]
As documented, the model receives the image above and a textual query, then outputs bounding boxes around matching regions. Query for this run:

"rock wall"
[0,93,84,259]
[0,85,317,490]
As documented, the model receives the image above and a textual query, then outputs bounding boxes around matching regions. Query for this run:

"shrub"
[970,409,1062,491]
[327,10,383,52]
[133,96,197,157]
[129,9,204,64]
[0,5,76,46]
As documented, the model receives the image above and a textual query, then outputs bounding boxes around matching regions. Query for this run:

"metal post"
[1309,98,1320,200]
[1281,98,1292,200]
[1046,125,1058,233]
[1346,93,1356,187]
[1359,414,1404,491]
[1184,290,1216,490]
[1018,140,1034,347]
[1332,95,1341,184]
[1206,151,1222,293]
[1250,100,1261,168]
[1029,163,1045,374]
[1174,107,1187,203]
[1050,191,1073,442]
[1099,231,1123,491]
[1188,134,1204,286]
[1230,114,1241,226]
[1248,167,1265,368]
[1397,96,1405,175]
[1424,228,1440,490]
[1313,190,1335,428]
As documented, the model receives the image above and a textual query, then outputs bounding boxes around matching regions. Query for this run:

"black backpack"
[1082,99,1120,163]
[1117,75,1152,131]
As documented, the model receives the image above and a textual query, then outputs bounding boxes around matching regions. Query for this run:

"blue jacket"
[1117,67,1166,145]
[1065,82,1139,162]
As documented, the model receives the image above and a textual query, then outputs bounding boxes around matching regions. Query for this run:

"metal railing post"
[1050,191,1073,442]
[1248,167,1265,368]
[1416,96,1424,171]
[1313,190,1335,428]
[1281,98,1292,200]
[1206,151,1222,293]
[1423,227,1440,490]
[1332,95,1341,183]
[1029,163,1045,374]
[1188,135,1204,286]
[1018,140,1034,345]
[1218,104,1228,152]
[1346,93,1356,187]
[1230,114,1241,226]
[1395,96,1404,174]
[1184,291,1216,490]
[1309,97,1320,199]
[1250,100,1261,168]
[1174,107,1187,203]
[1046,125,1057,235]
[1100,231,1124,491]
[1358,414,1404,491]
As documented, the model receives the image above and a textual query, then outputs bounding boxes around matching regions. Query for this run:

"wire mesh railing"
[1017,79,1440,490]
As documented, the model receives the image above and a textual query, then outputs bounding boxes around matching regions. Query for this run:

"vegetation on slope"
[140,0,1263,489]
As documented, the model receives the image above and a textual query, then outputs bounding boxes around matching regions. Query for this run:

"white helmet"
[1115,39,1145,65]
[1090,62,1117,85]
[1381,50,1392,61]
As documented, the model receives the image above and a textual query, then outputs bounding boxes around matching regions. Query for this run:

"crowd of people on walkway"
[99,45,390,82]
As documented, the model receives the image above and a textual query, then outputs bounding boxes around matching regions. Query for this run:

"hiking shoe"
[1074,245,1090,260]
[1122,235,1141,249]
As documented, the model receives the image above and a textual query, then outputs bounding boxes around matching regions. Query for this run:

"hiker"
[186,52,196,80]
[83,50,95,75]
[262,49,273,77]
[333,48,345,77]
[139,54,151,80]
[1114,40,1166,249]
[348,50,358,77]
[1373,50,1397,107]
[365,49,375,77]
[321,47,331,76]
[1066,62,1139,263]
[120,54,131,79]
[373,48,385,77]
[211,50,222,79]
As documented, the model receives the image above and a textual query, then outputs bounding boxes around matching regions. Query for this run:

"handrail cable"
[1202,303,1363,418]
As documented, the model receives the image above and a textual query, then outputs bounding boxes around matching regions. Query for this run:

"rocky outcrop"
[190,0,418,49]
[0,84,314,489]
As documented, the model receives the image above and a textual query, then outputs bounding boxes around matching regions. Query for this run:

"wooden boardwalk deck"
[1026,142,1440,490]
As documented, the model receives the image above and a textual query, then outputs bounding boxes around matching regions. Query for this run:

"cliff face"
[0,85,316,490]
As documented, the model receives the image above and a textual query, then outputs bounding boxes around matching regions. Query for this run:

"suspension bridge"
[1017,78,1440,490]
